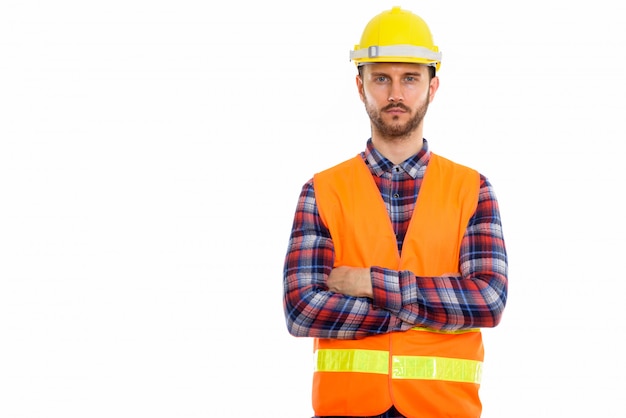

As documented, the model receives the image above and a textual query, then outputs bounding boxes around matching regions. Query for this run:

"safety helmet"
[350,6,441,71]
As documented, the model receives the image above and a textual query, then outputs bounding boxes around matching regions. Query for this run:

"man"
[283,6,508,418]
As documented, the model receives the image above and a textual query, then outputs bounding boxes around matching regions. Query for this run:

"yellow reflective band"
[410,326,480,334]
[314,349,388,375]
[392,356,483,384]
[314,349,482,384]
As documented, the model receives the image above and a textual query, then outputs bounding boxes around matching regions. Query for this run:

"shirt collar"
[363,138,430,179]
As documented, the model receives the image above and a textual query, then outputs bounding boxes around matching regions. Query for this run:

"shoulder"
[314,154,364,183]
[428,153,481,186]
[430,153,478,175]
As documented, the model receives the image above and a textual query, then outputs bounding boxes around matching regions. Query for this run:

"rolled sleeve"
[370,266,402,314]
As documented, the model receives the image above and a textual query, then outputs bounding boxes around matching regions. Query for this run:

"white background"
[1,1,625,417]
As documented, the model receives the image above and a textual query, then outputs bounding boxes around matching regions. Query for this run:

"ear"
[428,76,440,103]
[356,74,365,102]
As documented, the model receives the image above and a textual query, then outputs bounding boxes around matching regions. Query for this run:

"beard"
[364,92,430,139]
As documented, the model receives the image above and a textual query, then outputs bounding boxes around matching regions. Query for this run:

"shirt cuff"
[370,266,402,314]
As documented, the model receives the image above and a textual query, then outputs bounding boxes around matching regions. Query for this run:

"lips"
[383,104,409,113]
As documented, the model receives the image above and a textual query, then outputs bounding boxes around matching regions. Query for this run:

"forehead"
[361,62,429,75]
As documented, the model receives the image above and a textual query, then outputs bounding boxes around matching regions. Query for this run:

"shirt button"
[393,193,400,198]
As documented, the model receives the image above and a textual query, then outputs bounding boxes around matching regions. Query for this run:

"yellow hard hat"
[350,6,441,71]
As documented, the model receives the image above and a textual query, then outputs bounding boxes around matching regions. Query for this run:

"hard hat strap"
[350,45,442,63]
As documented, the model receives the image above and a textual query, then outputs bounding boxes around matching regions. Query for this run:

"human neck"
[371,133,424,165]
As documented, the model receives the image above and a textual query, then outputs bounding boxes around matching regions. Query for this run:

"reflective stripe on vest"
[315,349,483,384]
[315,349,388,375]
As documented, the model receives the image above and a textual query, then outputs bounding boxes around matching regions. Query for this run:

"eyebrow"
[369,71,423,78]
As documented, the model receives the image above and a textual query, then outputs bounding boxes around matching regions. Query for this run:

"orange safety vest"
[312,153,483,418]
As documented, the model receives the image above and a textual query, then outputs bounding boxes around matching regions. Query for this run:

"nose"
[388,82,403,102]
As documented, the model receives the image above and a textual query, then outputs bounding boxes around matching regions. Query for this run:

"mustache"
[382,103,410,112]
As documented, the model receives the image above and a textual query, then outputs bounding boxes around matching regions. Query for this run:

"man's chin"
[382,121,412,135]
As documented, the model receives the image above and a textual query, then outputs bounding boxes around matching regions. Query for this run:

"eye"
[374,76,388,83]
